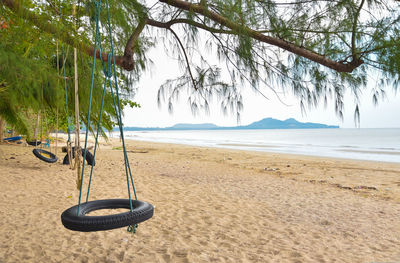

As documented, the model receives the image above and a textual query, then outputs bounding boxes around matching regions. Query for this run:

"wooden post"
[34,111,40,140]
[40,85,43,144]
[0,117,4,142]
[56,40,59,156]
[73,4,82,190]
[74,49,80,152]
[56,108,58,155]
[39,109,43,144]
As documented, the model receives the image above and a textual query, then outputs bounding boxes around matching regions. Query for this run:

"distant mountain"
[242,118,339,129]
[121,118,339,131]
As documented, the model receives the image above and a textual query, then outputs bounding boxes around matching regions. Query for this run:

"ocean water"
[115,128,400,163]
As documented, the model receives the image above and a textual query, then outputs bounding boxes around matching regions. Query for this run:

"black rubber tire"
[62,147,95,166]
[62,154,69,165]
[32,148,58,163]
[27,140,41,146]
[61,199,154,232]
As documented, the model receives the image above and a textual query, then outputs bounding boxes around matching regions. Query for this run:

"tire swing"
[33,148,58,163]
[27,140,41,146]
[62,146,95,166]
[61,2,153,232]
[32,86,58,164]
[32,127,58,163]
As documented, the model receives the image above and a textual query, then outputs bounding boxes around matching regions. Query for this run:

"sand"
[0,136,399,263]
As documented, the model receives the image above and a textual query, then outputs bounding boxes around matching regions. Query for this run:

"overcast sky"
[122,46,400,129]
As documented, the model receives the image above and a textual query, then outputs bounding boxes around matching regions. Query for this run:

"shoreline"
[122,136,400,165]
[54,132,400,165]
[115,128,400,164]
[1,137,399,262]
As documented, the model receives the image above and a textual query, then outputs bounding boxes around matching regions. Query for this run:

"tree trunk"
[56,39,59,156]
[33,111,40,140]
[73,3,82,190]
[0,117,4,142]
[56,107,58,155]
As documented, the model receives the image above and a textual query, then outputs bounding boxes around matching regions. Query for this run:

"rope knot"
[127,224,138,234]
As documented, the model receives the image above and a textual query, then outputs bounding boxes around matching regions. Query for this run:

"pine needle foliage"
[0,0,138,137]
[1,0,400,124]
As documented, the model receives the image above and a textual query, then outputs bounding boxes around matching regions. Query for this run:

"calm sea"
[115,128,400,163]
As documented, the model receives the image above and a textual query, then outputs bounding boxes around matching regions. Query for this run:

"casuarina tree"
[1,0,399,123]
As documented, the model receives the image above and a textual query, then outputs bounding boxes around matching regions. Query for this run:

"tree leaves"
[2,0,400,126]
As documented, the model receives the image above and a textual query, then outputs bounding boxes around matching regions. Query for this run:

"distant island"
[121,118,339,131]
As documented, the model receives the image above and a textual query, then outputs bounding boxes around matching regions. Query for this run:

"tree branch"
[2,0,367,73]
[351,0,366,58]
[159,0,363,73]
[124,17,147,58]
[147,18,233,34]
[1,0,137,70]
[168,28,197,90]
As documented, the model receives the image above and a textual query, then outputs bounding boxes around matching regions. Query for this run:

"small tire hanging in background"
[27,140,41,146]
[32,148,58,163]
[62,147,95,166]
[61,199,154,232]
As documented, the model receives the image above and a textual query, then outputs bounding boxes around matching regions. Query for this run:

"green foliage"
[2,0,400,125]
[0,41,60,137]
[149,0,400,121]
[0,0,140,137]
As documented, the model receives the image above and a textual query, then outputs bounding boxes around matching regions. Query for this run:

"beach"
[0,137,399,262]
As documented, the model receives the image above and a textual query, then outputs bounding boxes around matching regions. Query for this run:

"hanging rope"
[63,58,75,169]
[59,2,75,170]
[76,0,137,217]
[85,60,108,202]
[61,0,153,232]
[105,0,137,204]
[84,24,111,202]
[32,78,59,164]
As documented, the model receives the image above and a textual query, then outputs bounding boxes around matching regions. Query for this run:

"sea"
[113,128,400,164]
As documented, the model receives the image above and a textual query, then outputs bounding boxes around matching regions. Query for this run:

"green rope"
[85,54,110,202]
[85,3,109,202]
[127,224,138,234]
[107,75,136,210]
[77,0,102,215]
[105,0,137,203]
[77,0,138,219]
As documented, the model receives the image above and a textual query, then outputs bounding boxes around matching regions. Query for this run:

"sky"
[122,46,400,129]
